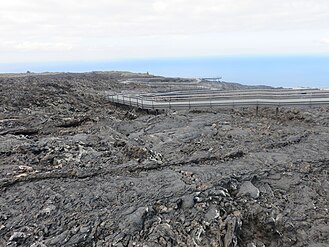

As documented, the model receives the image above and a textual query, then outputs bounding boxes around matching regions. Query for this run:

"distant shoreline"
[0,71,328,90]
[1,55,329,88]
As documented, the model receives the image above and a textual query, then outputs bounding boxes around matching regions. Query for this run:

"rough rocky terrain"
[0,72,328,247]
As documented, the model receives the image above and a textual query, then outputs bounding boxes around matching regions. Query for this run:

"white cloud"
[0,0,329,62]
[14,42,73,52]
[152,1,169,12]
[320,38,329,44]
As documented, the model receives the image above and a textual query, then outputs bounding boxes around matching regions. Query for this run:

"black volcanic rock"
[0,72,328,247]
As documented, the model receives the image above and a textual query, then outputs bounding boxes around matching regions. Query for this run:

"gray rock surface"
[0,72,328,246]
[237,181,260,199]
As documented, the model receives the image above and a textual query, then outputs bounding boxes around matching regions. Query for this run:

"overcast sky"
[1,0,329,63]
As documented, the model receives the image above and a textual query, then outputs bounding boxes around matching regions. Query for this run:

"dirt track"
[0,73,328,247]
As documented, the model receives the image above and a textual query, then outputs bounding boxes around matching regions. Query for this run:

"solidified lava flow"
[0,72,328,247]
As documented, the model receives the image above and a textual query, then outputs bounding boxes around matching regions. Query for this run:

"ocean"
[1,55,329,88]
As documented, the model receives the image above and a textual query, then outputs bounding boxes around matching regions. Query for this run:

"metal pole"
[309,92,312,108]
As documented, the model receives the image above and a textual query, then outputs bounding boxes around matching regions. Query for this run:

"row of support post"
[111,94,149,110]
[111,95,315,117]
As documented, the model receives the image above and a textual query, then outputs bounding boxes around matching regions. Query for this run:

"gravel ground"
[0,73,328,247]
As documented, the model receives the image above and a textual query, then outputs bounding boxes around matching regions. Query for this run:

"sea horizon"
[1,55,329,89]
